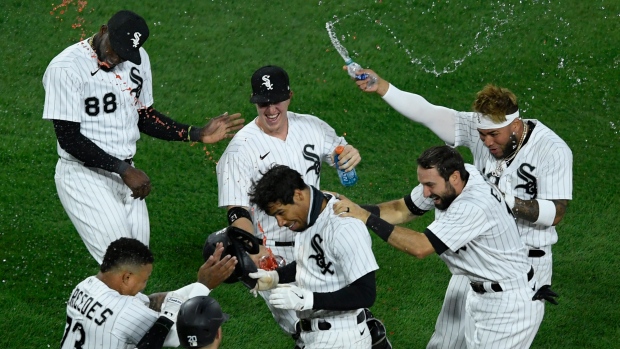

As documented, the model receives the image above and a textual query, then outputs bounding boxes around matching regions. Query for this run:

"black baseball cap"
[250,65,291,104]
[177,296,230,348]
[107,10,149,65]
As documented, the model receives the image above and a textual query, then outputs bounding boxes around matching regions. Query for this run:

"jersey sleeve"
[452,111,480,149]
[217,147,254,208]
[427,202,488,252]
[318,118,345,167]
[137,49,154,109]
[111,296,159,345]
[42,65,83,122]
[409,184,435,211]
[332,219,379,283]
[534,141,573,200]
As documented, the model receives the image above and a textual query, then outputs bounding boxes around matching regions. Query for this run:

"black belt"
[297,310,365,332]
[124,158,133,165]
[528,249,546,258]
[259,240,295,247]
[470,267,534,294]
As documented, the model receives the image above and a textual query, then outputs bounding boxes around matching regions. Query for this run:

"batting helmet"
[202,227,259,289]
[177,296,229,348]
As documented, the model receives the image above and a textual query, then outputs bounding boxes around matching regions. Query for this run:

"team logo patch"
[131,32,142,47]
[515,163,537,198]
[261,75,274,90]
[303,144,321,175]
[309,234,334,275]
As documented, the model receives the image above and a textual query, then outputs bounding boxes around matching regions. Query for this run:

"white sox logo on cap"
[131,32,142,48]
[261,75,274,90]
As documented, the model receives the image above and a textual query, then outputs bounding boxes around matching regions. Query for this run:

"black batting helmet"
[177,296,229,348]
[202,227,260,289]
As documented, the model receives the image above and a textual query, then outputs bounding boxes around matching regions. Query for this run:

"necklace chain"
[491,121,528,178]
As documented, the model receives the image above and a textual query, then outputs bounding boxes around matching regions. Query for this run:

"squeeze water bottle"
[334,145,358,187]
[345,58,377,88]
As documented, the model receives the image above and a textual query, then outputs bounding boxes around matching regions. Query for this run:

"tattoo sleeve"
[513,198,568,224]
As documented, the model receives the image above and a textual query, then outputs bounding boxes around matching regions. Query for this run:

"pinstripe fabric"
[419,165,543,348]
[217,111,345,336]
[43,39,154,264]
[55,159,149,264]
[429,116,571,349]
[61,276,158,349]
[295,197,377,348]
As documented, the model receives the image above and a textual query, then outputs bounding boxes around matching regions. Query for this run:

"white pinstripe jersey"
[453,114,573,248]
[412,165,531,282]
[295,195,379,320]
[61,276,158,349]
[217,112,344,248]
[43,38,154,161]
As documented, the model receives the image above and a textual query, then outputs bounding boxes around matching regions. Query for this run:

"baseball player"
[61,237,236,349]
[216,65,361,343]
[335,145,548,349]
[246,165,378,349]
[42,10,244,264]
[351,69,571,348]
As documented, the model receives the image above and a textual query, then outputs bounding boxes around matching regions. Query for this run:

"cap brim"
[118,49,142,65]
[250,93,289,104]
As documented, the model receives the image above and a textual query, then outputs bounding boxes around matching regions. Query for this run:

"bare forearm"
[513,199,568,226]
[148,292,168,312]
[377,199,417,225]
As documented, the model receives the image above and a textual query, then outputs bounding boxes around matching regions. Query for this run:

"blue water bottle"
[335,145,358,187]
[345,58,377,88]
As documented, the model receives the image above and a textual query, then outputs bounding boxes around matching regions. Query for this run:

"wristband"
[189,126,202,142]
[504,193,516,210]
[228,206,253,225]
[360,205,380,217]
[365,214,395,242]
[534,199,556,226]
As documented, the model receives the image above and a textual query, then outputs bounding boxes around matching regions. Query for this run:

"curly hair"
[100,238,154,273]
[472,84,519,123]
[417,145,469,182]
[248,164,307,213]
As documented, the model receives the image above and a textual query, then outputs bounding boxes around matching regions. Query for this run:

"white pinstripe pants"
[55,158,150,264]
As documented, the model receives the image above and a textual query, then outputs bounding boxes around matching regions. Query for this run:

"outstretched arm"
[346,67,457,144]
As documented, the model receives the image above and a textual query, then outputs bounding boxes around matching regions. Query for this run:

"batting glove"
[268,284,313,311]
[532,285,559,305]
[160,292,186,322]
[248,269,279,295]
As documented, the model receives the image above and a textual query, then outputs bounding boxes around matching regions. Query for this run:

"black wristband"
[365,214,394,242]
[360,205,380,217]
[189,126,202,142]
[227,206,253,225]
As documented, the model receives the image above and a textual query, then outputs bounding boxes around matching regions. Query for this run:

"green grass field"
[1,0,618,348]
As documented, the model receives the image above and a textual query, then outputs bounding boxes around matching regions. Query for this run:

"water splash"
[50,0,91,40]
[326,5,514,77]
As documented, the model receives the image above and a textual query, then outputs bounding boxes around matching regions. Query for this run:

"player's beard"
[431,183,458,211]
[492,133,520,160]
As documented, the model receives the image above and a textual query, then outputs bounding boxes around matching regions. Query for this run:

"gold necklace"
[491,121,528,177]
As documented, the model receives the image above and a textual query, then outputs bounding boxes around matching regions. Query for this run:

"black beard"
[433,185,458,211]
[493,133,519,160]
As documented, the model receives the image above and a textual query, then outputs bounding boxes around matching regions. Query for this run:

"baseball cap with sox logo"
[107,10,149,65]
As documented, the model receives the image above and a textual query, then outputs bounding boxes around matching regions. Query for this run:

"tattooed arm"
[512,199,568,226]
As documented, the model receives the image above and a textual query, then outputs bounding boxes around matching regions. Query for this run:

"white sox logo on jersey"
[131,32,142,47]
[129,67,143,98]
[303,145,321,175]
[309,234,334,275]
[261,75,274,90]
[515,163,538,198]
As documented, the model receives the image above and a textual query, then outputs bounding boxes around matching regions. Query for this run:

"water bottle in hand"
[335,145,358,187]
[345,58,377,88]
